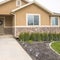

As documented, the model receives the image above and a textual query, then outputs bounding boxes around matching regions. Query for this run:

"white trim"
[15,26,60,28]
[0,0,10,5]
[14,14,17,37]
[0,0,28,5]
[51,16,60,27]
[12,2,33,12]
[26,13,41,26]
[58,17,60,26]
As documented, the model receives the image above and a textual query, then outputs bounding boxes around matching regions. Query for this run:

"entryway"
[0,15,14,35]
[0,17,4,35]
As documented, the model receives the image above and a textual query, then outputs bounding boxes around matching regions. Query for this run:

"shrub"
[19,33,24,41]
[40,33,43,41]
[19,32,30,41]
[30,33,36,41]
[30,33,41,41]
[23,32,30,41]
[27,40,33,44]
[19,32,60,41]
[48,33,53,41]
[42,33,48,41]
[52,33,58,41]
[57,33,60,41]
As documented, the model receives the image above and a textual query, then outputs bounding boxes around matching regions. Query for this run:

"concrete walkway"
[0,37,32,60]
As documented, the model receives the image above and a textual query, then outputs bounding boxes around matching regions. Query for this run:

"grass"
[51,41,60,54]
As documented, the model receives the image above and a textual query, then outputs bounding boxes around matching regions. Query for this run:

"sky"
[0,0,60,13]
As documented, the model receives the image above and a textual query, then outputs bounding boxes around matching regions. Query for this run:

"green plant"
[57,33,60,41]
[48,33,53,41]
[19,33,24,41]
[40,33,43,41]
[30,33,41,41]
[23,32,30,41]
[34,33,40,41]
[19,32,60,42]
[42,33,48,41]
[27,40,33,44]
[52,33,57,41]
[19,32,30,41]
[30,33,36,41]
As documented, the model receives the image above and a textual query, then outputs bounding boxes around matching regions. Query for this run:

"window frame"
[26,14,40,27]
[51,16,59,27]
[16,0,21,7]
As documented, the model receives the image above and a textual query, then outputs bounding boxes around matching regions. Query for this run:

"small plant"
[19,32,30,41]
[19,33,24,41]
[57,33,60,41]
[48,33,53,41]
[30,33,35,41]
[23,32,30,41]
[30,33,41,41]
[43,33,48,41]
[27,40,33,44]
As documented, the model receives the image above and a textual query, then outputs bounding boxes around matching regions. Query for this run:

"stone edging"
[49,41,60,56]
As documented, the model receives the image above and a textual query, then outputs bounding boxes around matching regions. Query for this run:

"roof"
[51,12,60,16]
[11,1,53,14]
[0,0,28,5]
[0,0,10,5]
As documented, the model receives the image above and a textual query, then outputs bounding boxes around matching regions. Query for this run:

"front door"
[0,17,4,35]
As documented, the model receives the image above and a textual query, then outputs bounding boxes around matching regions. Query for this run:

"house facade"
[0,0,60,37]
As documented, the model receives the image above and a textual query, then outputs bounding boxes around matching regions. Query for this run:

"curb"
[49,41,60,56]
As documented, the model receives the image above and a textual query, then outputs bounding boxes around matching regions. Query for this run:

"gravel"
[19,41,60,60]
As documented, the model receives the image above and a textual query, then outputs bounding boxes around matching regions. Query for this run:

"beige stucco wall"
[0,15,13,26]
[15,4,50,26]
[5,16,13,26]
[0,0,27,14]
[21,0,28,6]
[0,0,17,14]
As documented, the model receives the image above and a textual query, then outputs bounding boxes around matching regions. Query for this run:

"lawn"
[51,41,60,54]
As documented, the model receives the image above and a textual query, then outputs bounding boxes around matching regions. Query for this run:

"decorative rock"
[29,48,33,52]
[24,44,27,47]
[35,52,40,57]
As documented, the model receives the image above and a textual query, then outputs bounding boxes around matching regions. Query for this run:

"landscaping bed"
[17,32,60,60]
[18,41,60,60]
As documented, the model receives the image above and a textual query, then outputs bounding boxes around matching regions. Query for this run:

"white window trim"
[26,13,41,27]
[51,17,59,27]
[16,0,21,7]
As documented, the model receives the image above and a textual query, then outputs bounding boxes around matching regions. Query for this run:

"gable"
[0,0,28,14]
[15,4,50,26]
[12,2,53,14]
[0,0,17,14]
[14,3,51,16]
[21,0,28,6]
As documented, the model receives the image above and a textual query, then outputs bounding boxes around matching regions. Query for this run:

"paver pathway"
[0,37,32,60]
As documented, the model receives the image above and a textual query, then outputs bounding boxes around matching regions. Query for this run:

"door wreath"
[0,20,3,25]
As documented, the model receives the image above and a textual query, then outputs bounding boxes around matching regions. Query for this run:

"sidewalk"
[0,37,32,60]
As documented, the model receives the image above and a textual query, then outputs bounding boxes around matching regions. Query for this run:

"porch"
[0,14,14,35]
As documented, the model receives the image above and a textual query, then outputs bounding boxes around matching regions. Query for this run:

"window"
[51,17,59,26]
[27,14,40,26]
[16,0,21,7]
